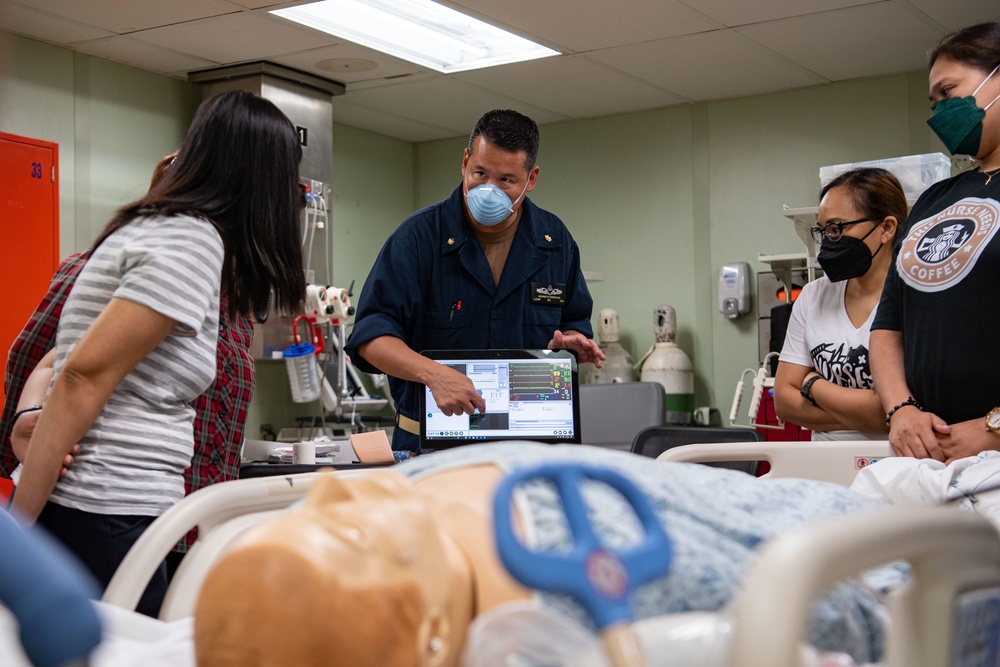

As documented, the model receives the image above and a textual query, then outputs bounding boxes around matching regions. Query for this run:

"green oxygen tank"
[637,304,694,425]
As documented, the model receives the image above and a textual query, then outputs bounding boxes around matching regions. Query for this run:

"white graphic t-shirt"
[780,276,884,441]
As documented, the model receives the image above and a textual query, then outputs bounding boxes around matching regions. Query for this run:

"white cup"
[693,406,712,426]
[292,441,317,465]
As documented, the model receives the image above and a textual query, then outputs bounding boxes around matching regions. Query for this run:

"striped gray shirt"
[49,214,223,516]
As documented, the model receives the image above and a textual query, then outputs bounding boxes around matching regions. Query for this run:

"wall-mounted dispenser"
[718,262,751,319]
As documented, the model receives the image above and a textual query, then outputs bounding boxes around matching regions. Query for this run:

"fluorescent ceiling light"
[271,0,560,74]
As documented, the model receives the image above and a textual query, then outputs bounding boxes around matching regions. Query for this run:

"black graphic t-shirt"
[873,169,1000,423]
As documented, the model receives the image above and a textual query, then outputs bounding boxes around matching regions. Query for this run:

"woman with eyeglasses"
[870,22,1000,463]
[774,167,905,440]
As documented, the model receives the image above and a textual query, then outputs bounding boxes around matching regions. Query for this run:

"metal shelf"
[756,205,822,292]
[782,204,818,258]
[757,252,821,294]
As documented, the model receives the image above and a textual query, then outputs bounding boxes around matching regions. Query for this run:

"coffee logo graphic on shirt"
[898,197,1000,292]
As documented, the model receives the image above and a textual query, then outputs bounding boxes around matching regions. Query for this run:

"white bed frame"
[100,443,1000,667]
[728,505,1000,667]
[657,439,895,486]
[103,469,369,621]
[656,439,1000,666]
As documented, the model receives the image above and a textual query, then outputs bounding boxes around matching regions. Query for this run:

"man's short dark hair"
[467,109,540,172]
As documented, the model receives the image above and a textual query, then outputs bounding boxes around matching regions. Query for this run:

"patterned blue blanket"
[399,442,901,663]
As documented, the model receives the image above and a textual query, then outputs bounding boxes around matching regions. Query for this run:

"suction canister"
[284,315,322,403]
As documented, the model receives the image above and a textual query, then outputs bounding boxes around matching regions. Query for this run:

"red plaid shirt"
[1,253,255,551]
[180,295,255,550]
[1,253,85,478]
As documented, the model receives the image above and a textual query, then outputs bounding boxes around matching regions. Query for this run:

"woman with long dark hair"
[11,90,304,615]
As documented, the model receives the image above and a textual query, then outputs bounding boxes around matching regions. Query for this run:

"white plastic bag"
[462,600,599,667]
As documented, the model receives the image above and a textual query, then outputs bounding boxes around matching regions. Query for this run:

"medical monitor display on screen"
[419,349,580,449]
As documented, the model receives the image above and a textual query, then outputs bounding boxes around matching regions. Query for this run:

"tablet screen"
[420,349,580,448]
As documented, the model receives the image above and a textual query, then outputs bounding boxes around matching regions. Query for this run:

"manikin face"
[195,472,475,667]
[461,135,538,233]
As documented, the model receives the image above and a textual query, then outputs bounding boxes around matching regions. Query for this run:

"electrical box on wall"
[718,262,751,319]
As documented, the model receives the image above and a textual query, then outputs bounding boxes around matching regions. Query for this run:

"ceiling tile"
[11,0,243,34]
[224,0,302,8]
[73,35,217,74]
[449,0,721,52]
[589,29,826,101]
[344,70,442,92]
[902,0,1000,32]
[737,4,946,81]
[269,43,425,85]
[342,76,568,137]
[132,11,335,64]
[0,0,985,142]
[675,0,878,27]
[2,2,115,44]
[330,98,460,142]
[454,55,690,118]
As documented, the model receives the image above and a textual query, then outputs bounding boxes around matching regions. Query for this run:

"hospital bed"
[40,441,1000,666]
[650,438,1000,665]
[104,469,368,621]
[658,438,896,486]
[106,439,893,620]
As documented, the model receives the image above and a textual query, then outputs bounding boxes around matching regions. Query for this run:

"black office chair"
[630,425,765,475]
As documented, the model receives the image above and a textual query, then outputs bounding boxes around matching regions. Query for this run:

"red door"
[0,132,60,406]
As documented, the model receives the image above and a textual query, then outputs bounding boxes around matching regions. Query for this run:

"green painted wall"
[3,30,948,434]
[0,33,416,441]
[414,71,943,421]
[703,72,940,419]
[0,32,200,257]
[246,122,414,440]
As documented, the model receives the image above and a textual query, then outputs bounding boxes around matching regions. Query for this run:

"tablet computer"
[419,349,581,449]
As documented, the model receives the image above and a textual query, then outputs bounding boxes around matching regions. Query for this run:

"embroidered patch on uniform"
[531,282,566,305]
[898,197,1000,293]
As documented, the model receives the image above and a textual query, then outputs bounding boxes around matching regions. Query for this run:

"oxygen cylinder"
[588,308,635,384]
[639,305,694,424]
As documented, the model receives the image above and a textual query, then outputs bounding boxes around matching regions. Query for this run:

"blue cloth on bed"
[398,442,902,663]
[0,509,103,667]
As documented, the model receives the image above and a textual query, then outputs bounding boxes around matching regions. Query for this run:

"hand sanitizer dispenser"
[718,262,751,319]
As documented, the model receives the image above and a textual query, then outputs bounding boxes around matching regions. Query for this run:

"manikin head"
[194,471,475,667]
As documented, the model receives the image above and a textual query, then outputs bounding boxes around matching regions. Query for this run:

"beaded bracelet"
[12,405,43,422]
[885,397,922,426]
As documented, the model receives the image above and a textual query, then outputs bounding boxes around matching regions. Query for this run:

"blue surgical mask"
[927,63,1000,156]
[465,179,529,227]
